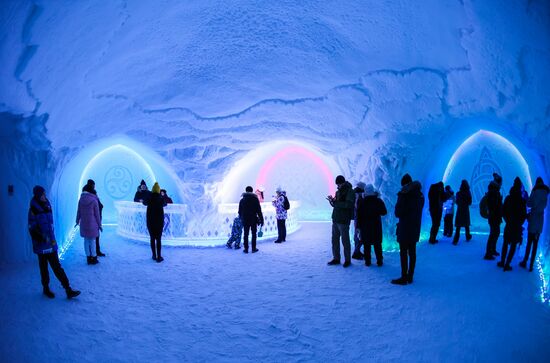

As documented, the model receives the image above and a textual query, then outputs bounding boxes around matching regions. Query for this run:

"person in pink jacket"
[76,183,103,265]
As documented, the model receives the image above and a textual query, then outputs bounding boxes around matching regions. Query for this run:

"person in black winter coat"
[392,174,425,285]
[28,186,81,299]
[483,180,503,260]
[134,179,152,203]
[238,186,264,253]
[521,177,549,271]
[428,181,445,244]
[497,178,528,271]
[356,184,387,266]
[453,180,472,245]
[144,182,166,262]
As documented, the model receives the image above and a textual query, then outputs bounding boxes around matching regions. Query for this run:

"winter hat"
[152,182,161,194]
[335,175,346,185]
[401,174,412,186]
[355,182,366,193]
[245,186,253,192]
[276,186,284,193]
[364,184,378,196]
[140,179,147,186]
[535,177,544,186]
[33,185,45,198]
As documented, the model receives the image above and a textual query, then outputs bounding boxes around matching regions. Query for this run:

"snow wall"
[1,0,550,298]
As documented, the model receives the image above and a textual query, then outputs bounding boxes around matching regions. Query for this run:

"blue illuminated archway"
[443,130,532,231]
[79,144,157,223]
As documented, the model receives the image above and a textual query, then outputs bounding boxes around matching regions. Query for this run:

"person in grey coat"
[453,180,472,245]
[520,177,549,271]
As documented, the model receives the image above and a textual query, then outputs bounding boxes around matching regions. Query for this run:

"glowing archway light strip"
[443,130,532,189]
[59,144,157,257]
[255,145,337,196]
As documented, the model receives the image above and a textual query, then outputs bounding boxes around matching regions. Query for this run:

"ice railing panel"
[114,201,300,247]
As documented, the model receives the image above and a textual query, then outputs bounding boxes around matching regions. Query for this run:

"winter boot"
[519,260,527,268]
[327,259,340,265]
[503,264,512,272]
[352,251,364,260]
[226,242,233,249]
[343,261,351,268]
[484,254,495,260]
[97,250,106,257]
[252,248,259,253]
[87,256,92,265]
[66,287,81,299]
[43,287,55,299]
[407,274,414,284]
[391,277,408,285]
[90,256,99,265]
[156,256,164,263]
[497,261,504,268]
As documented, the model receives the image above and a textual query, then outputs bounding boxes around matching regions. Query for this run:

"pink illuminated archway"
[255,145,337,196]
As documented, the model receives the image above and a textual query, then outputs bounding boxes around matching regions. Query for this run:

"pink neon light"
[255,146,336,196]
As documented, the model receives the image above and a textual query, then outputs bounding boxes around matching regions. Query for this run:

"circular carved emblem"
[104,166,133,199]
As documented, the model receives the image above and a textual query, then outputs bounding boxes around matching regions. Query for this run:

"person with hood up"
[160,189,173,204]
[239,186,264,253]
[76,183,102,265]
[272,186,288,243]
[29,186,80,299]
[453,180,472,245]
[144,182,167,262]
[356,184,387,266]
[483,179,503,260]
[442,185,455,237]
[392,174,425,285]
[520,177,549,271]
[428,181,445,244]
[352,181,366,260]
[498,177,528,271]
[326,175,355,267]
[134,179,151,203]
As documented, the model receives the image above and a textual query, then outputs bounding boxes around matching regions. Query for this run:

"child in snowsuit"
[226,215,243,249]
[442,186,455,237]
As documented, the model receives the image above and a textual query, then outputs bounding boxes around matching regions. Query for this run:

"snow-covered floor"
[1,222,549,362]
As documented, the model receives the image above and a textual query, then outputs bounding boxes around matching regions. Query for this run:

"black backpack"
[479,194,489,219]
[283,195,290,210]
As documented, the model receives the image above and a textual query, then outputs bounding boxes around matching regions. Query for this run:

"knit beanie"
[152,182,161,194]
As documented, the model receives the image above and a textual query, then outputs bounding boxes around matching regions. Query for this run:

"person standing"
[428,181,445,244]
[392,174,424,285]
[272,187,288,243]
[326,175,355,268]
[442,185,455,237]
[356,184,387,266]
[520,177,549,271]
[483,180,503,260]
[352,182,366,260]
[144,182,166,262]
[160,189,173,204]
[453,180,472,245]
[498,178,528,271]
[83,179,106,257]
[76,183,102,265]
[134,179,151,203]
[29,186,80,299]
[238,186,264,253]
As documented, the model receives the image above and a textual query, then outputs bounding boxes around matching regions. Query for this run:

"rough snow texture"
[0,1,549,275]
[1,224,549,362]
